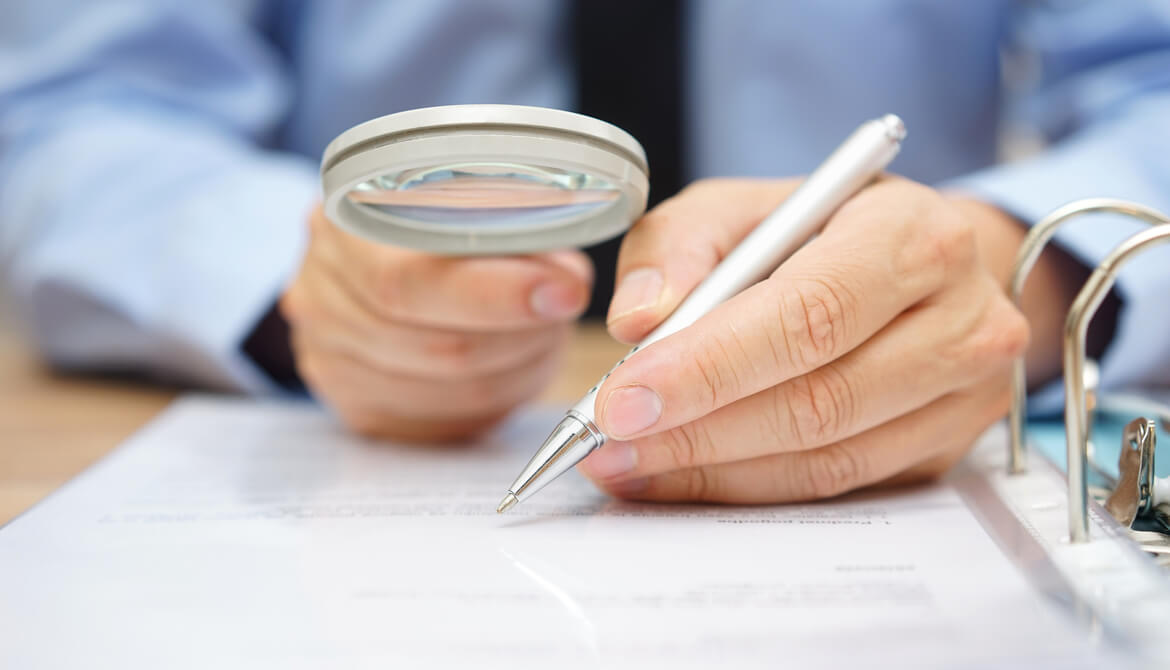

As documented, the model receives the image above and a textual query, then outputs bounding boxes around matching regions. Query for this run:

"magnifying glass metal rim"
[320,104,650,255]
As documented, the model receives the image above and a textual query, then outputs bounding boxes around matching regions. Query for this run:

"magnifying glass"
[320,105,649,255]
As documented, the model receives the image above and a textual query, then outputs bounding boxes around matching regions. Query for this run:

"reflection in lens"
[347,162,621,230]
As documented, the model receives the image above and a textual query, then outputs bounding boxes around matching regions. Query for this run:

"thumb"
[606,178,802,343]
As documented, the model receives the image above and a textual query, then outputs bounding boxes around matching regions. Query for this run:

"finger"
[295,334,564,433]
[607,179,802,343]
[298,321,570,382]
[284,258,571,380]
[596,180,973,441]
[579,286,1026,479]
[543,248,595,286]
[878,447,971,490]
[312,207,592,331]
[283,248,395,338]
[589,382,1011,504]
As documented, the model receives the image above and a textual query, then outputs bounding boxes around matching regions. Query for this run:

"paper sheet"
[0,396,1133,668]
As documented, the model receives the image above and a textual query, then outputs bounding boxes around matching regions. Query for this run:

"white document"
[0,396,1135,668]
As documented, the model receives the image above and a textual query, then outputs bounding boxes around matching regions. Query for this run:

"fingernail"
[530,282,583,319]
[607,268,663,323]
[602,385,663,438]
[579,441,637,479]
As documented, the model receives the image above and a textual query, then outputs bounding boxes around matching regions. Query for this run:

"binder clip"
[1104,418,1160,529]
[1007,198,1170,545]
[1105,416,1170,563]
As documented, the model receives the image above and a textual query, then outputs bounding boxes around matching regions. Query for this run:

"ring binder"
[1007,199,1170,475]
[1063,218,1170,542]
[981,200,1170,657]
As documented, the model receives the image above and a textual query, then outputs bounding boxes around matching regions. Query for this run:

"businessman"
[2,1,1169,503]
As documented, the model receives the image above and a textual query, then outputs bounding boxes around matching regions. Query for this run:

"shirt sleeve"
[0,2,319,393]
[945,2,1170,410]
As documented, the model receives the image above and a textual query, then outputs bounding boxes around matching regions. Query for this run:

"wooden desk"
[0,325,627,525]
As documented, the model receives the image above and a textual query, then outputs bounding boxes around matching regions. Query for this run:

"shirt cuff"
[202,157,320,394]
[944,108,1170,414]
[11,146,320,395]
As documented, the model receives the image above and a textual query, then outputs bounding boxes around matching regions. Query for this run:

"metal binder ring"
[1065,221,1170,543]
[1007,199,1170,475]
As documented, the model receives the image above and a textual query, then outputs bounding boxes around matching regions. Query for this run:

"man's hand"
[281,205,592,441]
[577,177,1063,502]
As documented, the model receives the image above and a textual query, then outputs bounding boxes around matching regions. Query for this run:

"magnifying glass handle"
[498,114,907,513]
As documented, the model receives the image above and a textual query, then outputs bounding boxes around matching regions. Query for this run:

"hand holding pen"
[503,116,1091,508]
[573,177,1035,503]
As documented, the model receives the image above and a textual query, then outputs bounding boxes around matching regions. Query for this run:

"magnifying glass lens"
[346,162,622,230]
[322,105,649,253]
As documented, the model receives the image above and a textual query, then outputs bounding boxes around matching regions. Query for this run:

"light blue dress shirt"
[1,1,1169,401]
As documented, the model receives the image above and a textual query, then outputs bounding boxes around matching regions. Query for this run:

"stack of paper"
[0,396,1136,668]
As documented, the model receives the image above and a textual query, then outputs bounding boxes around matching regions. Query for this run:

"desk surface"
[0,325,628,525]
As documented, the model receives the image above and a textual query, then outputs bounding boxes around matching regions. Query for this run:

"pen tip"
[496,493,519,514]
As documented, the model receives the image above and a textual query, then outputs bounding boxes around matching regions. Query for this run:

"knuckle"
[805,444,867,499]
[962,299,1031,373]
[924,208,976,274]
[423,331,480,375]
[686,466,720,501]
[690,335,741,412]
[662,422,719,470]
[778,277,851,368]
[946,218,978,269]
[758,386,793,449]
[783,367,854,447]
[893,195,976,288]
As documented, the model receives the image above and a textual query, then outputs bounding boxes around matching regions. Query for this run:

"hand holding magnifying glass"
[283,105,647,440]
[280,204,593,441]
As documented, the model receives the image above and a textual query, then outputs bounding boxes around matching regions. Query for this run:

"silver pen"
[497,114,907,513]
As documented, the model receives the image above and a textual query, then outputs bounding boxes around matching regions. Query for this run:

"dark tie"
[571,0,686,318]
